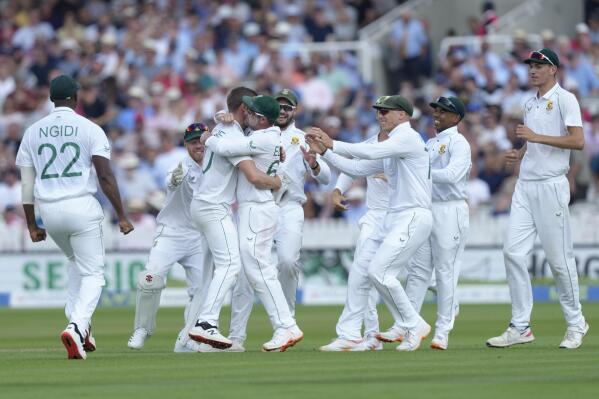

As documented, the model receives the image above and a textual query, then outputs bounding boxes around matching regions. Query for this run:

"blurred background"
[1,0,599,308]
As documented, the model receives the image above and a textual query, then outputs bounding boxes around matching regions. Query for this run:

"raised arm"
[205,135,270,157]
[300,145,331,185]
[322,151,384,177]
[432,139,472,184]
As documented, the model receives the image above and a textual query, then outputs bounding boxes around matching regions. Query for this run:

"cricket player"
[16,75,133,359]
[186,87,282,349]
[399,97,471,350]
[225,89,331,351]
[307,95,433,352]
[487,49,589,349]
[202,95,303,352]
[320,105,392,352]
[127,123,213,353]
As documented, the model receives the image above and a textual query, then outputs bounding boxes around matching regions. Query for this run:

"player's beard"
[276,115,293,130]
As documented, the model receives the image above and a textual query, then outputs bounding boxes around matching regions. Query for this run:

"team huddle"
[16,48,589,360]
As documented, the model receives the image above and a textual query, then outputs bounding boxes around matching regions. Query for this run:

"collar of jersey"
[436,125,458,138]
[538,82,560,100]
[389,121,412,137]
[53,106,75,113]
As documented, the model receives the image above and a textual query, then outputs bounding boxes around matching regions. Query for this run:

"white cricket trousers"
[504,176,586,329]
[190,200,241,326]
[145,225,210,297]
[229,201,303,341]
[405,200,469,337]
[358,207,432,330]
[236,201,297,333]
[38,195,105,330]
[335,209,384,341]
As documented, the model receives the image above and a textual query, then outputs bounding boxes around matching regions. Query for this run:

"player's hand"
[168,161,184,188]
[200,131,212,145]
[505,149,522,168]
[331,189,348,211]
[300,145,317,167]
[306,127,333,150]
[28,226,46,242]
[214,111,235,124]
[119,218,134,235]
[279,145,286,163]
[515,124,537,143]
[305,135,327,155]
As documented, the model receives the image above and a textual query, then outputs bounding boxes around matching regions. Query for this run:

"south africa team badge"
[439,144,446,155]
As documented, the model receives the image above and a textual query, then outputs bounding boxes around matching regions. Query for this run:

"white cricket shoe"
[197,340,246,353]
[262,326,303,352]
[376,325,406,343]
[486,325,534,348]
[188,321,232,349]
[319,338,361,352]
[430,334,448,350]
[397,319,431,352]
[60,323,87,360]
[83,325,96,352]
[559,323,589,349]
[128,328,149,350]
[350,336,383,352]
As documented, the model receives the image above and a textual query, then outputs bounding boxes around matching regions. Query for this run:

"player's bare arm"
[92,155,134,234]
[516,124,584,150]
[19,165,46,242]
[22,204,47,242]
[238,160,281,190]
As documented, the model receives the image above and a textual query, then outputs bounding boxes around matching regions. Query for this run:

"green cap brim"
[184,132,203,142]
[429,102,456,114]
[523,58,552,65]
[242,95,258,113]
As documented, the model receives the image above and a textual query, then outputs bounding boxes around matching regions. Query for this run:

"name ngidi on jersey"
[15,107,110,202]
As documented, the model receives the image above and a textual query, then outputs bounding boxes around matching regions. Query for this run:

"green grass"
[0,304,598,399]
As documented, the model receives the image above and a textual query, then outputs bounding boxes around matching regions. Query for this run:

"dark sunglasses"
[376,108,392,115]
[435,97,457,113]
[186,123,208,133]
[528,50,555,66]
[279,104,295,112]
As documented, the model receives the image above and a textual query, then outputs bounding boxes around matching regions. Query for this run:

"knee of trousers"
[278,254,300,274]
[367,265,386,286]
[137,272,166,292]
[502,246,529,271]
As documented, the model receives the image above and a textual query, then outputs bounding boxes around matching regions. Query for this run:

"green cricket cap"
[184,122,209,142]
[372,95,414,116]
[429,96,466,119]
[49,75,80,100]
[242,95,281,123]
[274,88,298,106]
[524,48,560,67]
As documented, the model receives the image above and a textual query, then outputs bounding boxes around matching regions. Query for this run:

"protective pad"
[134,272,166,334]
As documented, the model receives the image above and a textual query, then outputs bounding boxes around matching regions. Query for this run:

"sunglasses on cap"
[249,109,266,119]
[186,123,208,132]
[528,50,555,67]
[434,96,458,113]
[279,104,295,112]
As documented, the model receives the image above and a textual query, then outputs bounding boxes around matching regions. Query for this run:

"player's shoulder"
[213,122,242,137]
[557,86,579,105]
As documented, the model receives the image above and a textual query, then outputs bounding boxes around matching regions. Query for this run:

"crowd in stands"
[1,0,599,250]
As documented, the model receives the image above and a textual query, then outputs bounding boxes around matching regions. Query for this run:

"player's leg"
[227,267,253,350]
[174,238,214,353]
[128,226,174,349]
[239,203,302,352]
[534,177,587,348]
[173,237,215,352]
[405,238,433,313]
[429,201,469,349]
[321,234,382,351]
[328,211,382,351]
[275,202,304,314]
[368,209,433,352]
[487,183,537,347]
[188,201,241,349]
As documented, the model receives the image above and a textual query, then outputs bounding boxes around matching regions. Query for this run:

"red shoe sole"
[262,334,304,353]
[61,332,85,359]
[188,333,232,350]
[375,334,404,343]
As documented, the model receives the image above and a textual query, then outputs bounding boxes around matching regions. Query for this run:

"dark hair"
[227,86,257,111]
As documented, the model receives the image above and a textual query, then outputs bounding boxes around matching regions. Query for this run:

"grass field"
[0,304,597,399]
